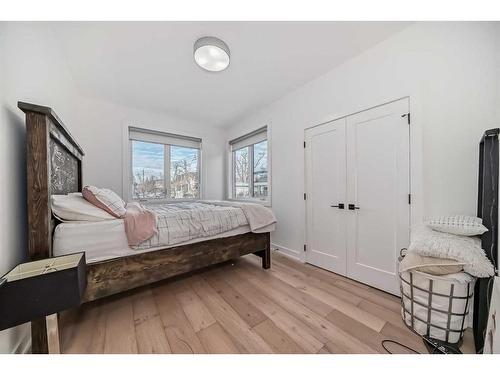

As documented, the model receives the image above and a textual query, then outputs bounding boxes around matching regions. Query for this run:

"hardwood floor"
[59,251,474,354]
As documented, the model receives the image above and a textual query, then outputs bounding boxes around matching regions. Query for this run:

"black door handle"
[330,203,344,209]
[348,204,360,210]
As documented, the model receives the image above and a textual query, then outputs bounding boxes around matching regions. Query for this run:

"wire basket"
[398,254,475,344]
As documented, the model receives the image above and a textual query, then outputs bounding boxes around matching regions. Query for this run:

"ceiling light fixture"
[194,36,230,72]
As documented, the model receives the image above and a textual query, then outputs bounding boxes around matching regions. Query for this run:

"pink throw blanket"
[123,202,157,246]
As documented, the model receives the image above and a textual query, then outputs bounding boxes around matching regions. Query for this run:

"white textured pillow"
[82,185,127,218]
[427,215,488,236]
[409,225,494,277]
[51,193,115,221]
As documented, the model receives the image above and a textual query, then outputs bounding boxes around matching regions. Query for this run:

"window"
[129,127,201,200]
[230,126,269,203]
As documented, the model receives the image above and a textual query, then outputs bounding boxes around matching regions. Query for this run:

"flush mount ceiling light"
[194,36,230,72]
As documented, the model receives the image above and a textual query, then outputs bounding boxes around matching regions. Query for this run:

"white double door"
[305,99,410,295]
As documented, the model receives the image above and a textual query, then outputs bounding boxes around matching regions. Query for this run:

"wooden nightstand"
[0,252,87,353]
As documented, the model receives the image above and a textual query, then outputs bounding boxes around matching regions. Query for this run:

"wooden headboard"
[19,101,85,261]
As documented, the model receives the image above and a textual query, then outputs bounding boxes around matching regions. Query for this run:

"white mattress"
[53,219,253,263]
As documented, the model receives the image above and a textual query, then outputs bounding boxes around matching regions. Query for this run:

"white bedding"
[200,200,277,232]
[52,219,271,263]
[53,200,276,263]
[134,201,249,250]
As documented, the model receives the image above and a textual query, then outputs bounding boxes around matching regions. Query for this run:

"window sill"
[226,198,272,207]
[133,198,200,204]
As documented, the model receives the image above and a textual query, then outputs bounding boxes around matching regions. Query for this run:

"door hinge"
[303,141,306,148]
[408,194,411,205]
[304,244,307,252]
[402,112,411,125]
[304,193,307,200]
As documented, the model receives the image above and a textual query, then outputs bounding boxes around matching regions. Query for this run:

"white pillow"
[409,225,494,278]
[51,193,115,221]
[427,215,488,236]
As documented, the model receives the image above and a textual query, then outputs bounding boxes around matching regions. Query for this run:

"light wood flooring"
[60,251,474,354]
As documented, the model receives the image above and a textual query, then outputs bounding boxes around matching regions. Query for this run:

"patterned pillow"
[427,215,488,236]
[82,185,126,218]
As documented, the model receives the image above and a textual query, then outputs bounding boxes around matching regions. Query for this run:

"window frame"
[125,126,203,203]
[228,126,271,206]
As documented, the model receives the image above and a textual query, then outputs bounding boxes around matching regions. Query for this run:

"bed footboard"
[84,232,270,302]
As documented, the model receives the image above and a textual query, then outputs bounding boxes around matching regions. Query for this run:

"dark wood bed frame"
[19,101,271,353]
[474,128,499,353]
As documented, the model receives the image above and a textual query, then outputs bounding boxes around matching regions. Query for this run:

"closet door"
[345,98,410,295]
[305,118,347,275]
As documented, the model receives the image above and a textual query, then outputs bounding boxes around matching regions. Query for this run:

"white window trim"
[122,124,203,203]
[227,125,272,207]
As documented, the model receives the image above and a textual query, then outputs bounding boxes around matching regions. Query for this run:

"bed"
[53,215,256,263]
[20,101,273,353]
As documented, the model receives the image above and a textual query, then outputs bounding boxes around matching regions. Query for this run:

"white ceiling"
[51,22,411,127]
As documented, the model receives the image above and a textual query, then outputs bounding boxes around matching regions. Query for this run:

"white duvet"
[132,200,276,250]
[53,200,277,262]
[200,200,277,232]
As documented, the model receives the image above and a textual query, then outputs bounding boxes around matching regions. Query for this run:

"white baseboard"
[271,243,302,261]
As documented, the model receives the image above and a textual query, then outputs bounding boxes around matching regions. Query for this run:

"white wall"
[2,20,499,352]
[0,22,81,353]
[227,22,500,260]
[73,97,227,201]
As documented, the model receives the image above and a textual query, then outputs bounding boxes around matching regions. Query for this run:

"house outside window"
[229,126,270,204]
[129,127,201,201]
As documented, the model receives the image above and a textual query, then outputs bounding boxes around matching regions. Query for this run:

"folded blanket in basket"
[399,251,465,276]
[408,225,494,278]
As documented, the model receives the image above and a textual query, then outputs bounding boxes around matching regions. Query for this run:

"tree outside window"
[232,139,268,200]
[132,140,200,200]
